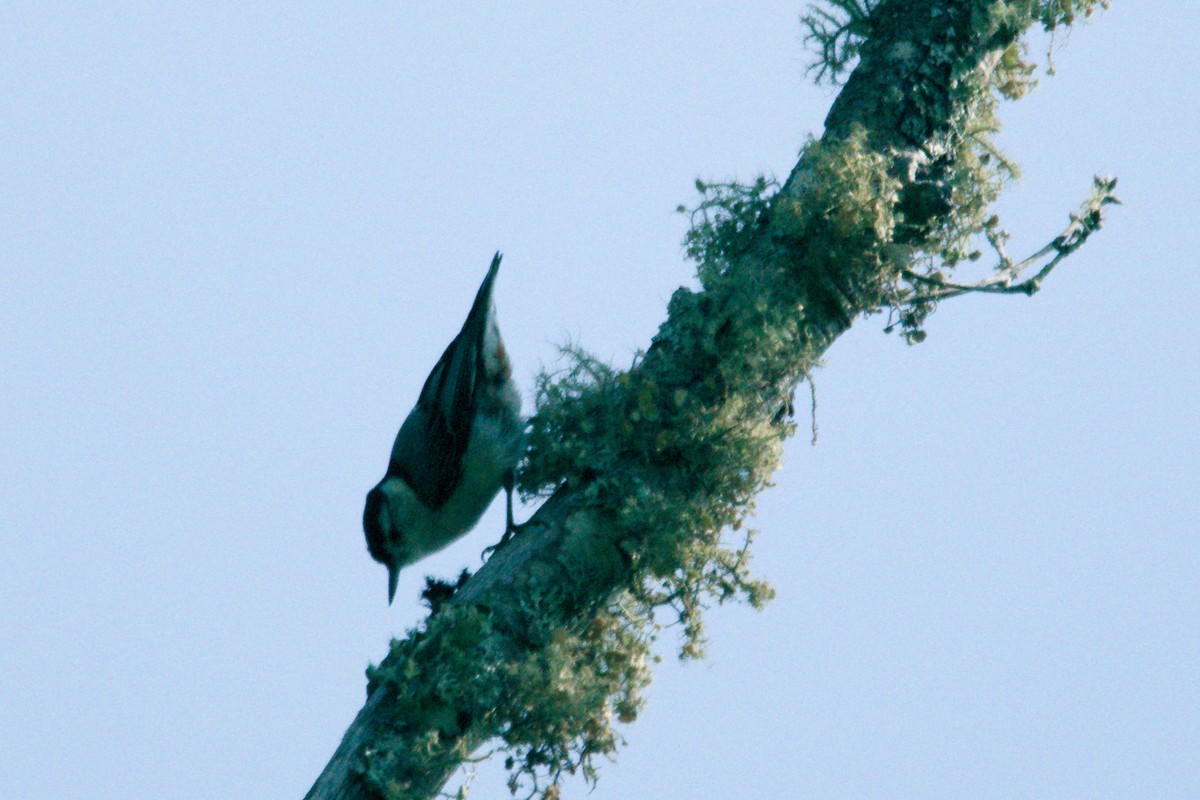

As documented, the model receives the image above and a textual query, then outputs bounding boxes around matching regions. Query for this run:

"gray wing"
[387,254,501,510]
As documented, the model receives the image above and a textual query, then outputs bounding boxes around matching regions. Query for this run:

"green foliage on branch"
[363,602,654,800]
[500,128,911,796]
[800,0,1115,343]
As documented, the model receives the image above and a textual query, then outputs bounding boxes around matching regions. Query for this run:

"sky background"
[3,3,1198,799]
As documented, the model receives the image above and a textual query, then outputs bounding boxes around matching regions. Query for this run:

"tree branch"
[304,2,1113,798]
[898,175,1119,304]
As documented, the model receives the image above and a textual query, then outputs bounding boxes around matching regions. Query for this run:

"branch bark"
[305,2,1099,798]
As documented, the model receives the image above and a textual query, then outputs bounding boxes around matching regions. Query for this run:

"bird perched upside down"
[363,253,523,604]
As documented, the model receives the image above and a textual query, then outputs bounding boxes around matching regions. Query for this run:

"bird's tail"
[475,251,502,309]
[458,251,502,335]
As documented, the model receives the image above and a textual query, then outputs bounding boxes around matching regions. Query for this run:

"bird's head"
[363,485,406,604]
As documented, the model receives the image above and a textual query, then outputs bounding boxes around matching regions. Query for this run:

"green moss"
[363,606,500,799]
[362,601,655,800]
[496,610,654,796]
[498,128,936,793]
[873,1,1113,344]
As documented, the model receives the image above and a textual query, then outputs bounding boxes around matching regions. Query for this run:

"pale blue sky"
[2,4,1197,799]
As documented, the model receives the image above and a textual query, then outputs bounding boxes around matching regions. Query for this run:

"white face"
[378,475,441,567]
[376,499,412,567]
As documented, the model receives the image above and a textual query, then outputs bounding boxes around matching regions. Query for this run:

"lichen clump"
[502,129,913,794]
[364,604,652,800]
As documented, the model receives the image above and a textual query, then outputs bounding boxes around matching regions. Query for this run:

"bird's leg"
[482,470,523,561]
[504,469,516,537]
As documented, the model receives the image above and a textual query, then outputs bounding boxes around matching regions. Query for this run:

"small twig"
[439,762,481,800]
[899,175,1118,306]
[802,369,819,446]
[460,749,497,765]
[973,134,1022,180]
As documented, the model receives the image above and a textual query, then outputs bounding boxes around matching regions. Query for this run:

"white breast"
[382,409,520,565]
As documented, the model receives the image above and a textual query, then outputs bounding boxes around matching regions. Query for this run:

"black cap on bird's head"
[363,485,402,604]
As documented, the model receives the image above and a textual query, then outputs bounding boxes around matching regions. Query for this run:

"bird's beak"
[387,564,399,605]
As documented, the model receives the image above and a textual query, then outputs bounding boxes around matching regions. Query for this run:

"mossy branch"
[304,3,1114,799]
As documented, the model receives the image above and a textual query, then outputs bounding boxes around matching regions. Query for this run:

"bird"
[362,252,523,604]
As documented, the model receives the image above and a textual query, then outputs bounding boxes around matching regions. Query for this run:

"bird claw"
[480,521,527,562]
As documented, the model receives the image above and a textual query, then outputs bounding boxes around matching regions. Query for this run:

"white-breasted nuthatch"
[363,253,523,603]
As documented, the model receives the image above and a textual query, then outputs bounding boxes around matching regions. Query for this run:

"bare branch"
[899,175,1119,304]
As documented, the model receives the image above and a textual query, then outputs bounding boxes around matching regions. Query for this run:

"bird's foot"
[480,521,529,562]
